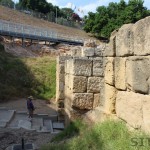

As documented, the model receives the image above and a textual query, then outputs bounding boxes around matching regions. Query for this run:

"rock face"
[104,57,114,85]
[72,93,94,109]
[116,91,143,129]
[56,16,150,132]
[126,56,150,94]
[72,76,87,93]
[115,57,126,90]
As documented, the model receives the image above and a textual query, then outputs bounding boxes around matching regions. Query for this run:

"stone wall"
[56,16,150,131]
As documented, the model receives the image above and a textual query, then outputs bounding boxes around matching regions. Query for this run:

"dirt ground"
[0,98,58,150]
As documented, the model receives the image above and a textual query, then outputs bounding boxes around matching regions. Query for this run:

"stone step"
[7,113,28,129]
[0,109,15,123]
[0,121,7,128]
[0,108,63,133]
[42,118,53,133]
[31,117,43,131]
[43,115,58,122]
[52,122,65,130]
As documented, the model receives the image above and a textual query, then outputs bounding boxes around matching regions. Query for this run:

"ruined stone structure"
[56,16,150,132]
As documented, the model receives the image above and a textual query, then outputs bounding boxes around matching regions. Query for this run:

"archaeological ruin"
[56,16,150,132]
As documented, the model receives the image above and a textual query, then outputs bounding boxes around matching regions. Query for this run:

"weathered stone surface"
[70,47,82,57]
[65,59,73,74]
[115,57,126,90]
[72,93,94,109]
[105,30,118,57]
[82,47,95,57]
[57,74,64,82]
[94,48,102,57]
[133,16,150,55]
[96,43,114,57]
[87,77,102,93]
[116,24,134,56]
[57,56,72,64]
[93,58,103,76]
[93,94,100,108]
[142,97,150,132]
[72,76,87,93]
[100,81,117,114]
[126,56,150,94]
[68,58,92,76]
[56,64,64,74]
[116,91,143,129]
[56,91,64,100]
[84,40,96,48]
[104,57,114,85]
[84,107,107,123]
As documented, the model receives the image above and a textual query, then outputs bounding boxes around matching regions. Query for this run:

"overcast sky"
[13,0,150,17]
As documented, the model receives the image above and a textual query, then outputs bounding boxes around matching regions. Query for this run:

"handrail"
[0,19,84,43]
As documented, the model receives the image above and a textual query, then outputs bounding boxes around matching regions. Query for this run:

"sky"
[13,0,150,17]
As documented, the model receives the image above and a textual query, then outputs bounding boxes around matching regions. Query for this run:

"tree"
[84,0,150,38]
[0,0,14,8]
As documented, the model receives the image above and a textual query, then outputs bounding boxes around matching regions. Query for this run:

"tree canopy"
[0,0,14,8]
[84,0,150,38]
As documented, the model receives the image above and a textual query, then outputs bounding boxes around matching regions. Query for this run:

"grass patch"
[51,119,86,142]
[41,120,150,150]
[0,43,56,101]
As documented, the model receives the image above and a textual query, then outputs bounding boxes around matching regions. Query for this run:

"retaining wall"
[56,16,150,132]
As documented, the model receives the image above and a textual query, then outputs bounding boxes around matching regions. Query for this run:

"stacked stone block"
[56,16,150,132]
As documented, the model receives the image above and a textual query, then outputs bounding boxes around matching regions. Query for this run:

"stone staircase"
[0,107,64,133]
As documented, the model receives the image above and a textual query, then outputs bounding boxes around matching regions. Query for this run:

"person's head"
[28,96,33,101]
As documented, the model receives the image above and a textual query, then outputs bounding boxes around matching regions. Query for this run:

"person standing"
[27,96,35,119]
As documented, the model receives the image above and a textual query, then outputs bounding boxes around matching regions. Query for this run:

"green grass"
[0,43,56,101]
[41,120,150,150]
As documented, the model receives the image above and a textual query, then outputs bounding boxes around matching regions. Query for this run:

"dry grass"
[0,6,91,40]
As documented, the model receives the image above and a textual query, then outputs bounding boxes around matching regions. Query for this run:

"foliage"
[41,120,150,150]
[0,0,14,8]
[17,0,81,22]
[84,0,150,38]
[0,43,56,101]
[51,119,86,142]
[72,13,81,22]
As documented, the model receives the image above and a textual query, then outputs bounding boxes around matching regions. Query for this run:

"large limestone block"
[96,43,114,57]
[126,56,150,94]
[142,97,150,132]
[100,81,117,114]
[84,40,96,48]
[87,77,102,93]
[116,24,134,56]
[57,56,72,64]
[57,74,64,82]
[104,57,114,85]
[104,30,118,57]
[133,16,150,55]
[116,91,143,129]
[57,64,64,74]
[72,76,87,93]
[93,94,100,108]
[115,57,126,90]
[56,91,64,100]
[65,59,73,74]
[82,47,95,57]
[93,58,103,77]
[70,47,82,57]
[68,58,92,76]
[72,93,94,109]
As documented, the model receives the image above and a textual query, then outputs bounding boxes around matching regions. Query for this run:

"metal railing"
[0,3,84,29]
[0,19,84,43]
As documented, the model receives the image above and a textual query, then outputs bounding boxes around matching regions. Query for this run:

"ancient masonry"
[56,16,150,132]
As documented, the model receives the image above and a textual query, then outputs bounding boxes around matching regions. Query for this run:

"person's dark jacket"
[27,99,34,110]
